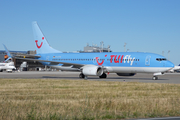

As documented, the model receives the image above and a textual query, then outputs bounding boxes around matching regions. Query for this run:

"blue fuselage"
[37,52,174,73]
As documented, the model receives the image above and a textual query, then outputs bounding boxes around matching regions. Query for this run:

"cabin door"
[145,56,151,66]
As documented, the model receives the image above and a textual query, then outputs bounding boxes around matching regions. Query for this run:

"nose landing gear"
[152,76,158,80]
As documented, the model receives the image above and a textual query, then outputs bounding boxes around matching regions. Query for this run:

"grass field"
[0,79,180,120]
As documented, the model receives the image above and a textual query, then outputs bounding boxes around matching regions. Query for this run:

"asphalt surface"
[0,71,180,84]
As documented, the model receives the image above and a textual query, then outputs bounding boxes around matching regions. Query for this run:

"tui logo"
[95,55,107,65]
[35,37,44,49]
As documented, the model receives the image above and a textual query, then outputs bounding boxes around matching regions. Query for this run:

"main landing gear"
[99,73,107,78]
[79,73,107,79]
[79,73,85,78]
[79,73,87,80]
[152,76,158,80]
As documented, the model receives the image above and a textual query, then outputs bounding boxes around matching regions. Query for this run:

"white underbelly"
[106,67,172,73]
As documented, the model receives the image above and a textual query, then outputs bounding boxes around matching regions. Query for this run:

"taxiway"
[0,71,179,84]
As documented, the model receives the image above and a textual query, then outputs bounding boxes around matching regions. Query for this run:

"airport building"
[0,42,112,71]
[0,50,44,71]
[83,42,112,52]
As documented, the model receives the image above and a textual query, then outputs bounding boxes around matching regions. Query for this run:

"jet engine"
[116,73,136,76]
[82,66,103,76]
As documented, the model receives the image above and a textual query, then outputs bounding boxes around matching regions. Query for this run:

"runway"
[0,71,180,84]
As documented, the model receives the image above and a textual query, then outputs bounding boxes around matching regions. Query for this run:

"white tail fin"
[32,21,61,54]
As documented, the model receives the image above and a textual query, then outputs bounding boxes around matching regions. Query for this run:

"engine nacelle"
[82,66,103,76]
[153,72,164,76]
[116,73,136,76]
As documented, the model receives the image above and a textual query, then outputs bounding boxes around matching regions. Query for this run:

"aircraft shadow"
[42,76,169,81]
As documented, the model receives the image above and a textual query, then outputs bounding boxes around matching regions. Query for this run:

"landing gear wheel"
[79,73,85,79]
[152,76,158,80]
[99,73,107,78]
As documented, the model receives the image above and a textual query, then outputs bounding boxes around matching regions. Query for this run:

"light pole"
[108,45,110,52]
[101,41,104,52]
[124,43,127,52]
[168,50,170,60]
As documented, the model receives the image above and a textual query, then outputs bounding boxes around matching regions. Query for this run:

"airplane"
[15,21,174,80]
[0,45,16,72]
[169,64,180,73]
[0,62,16,72]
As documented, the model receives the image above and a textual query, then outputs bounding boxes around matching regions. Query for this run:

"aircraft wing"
[14,54,41,58]
[15,57,85,68]
[3,44,41,59]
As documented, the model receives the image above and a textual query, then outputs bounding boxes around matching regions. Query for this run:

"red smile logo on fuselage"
[96,55,107,65]
[35,37,44,49]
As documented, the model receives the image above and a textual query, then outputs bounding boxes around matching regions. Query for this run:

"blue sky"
[0,0,180,65]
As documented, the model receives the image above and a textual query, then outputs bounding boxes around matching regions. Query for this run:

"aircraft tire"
[99,73,107,78]
[152,76,158,80]
[79,73,85,79]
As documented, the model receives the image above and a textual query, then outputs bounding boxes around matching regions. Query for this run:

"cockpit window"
[156,58,167,61]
